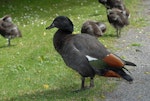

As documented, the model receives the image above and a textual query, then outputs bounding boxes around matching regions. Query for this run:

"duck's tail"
[124,60,136,66]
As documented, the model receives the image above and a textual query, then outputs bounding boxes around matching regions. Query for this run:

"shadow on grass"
[0,45,16,48]
[5,86,91,101]
[2,79,113,101]
[89,13,101,17]
[103,34,117,37]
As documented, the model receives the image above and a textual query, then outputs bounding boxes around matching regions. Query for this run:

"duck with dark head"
[46,16,136,91]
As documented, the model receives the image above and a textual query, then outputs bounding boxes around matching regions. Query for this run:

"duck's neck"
[53,29,72,53]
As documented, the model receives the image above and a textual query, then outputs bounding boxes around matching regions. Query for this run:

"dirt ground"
[105,0,150,101]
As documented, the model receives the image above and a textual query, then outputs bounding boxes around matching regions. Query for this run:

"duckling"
[0,15,22,46]
[107,8,129,37]
[46,16,136,90]
[98,0,130,18]
[81,20,106,38]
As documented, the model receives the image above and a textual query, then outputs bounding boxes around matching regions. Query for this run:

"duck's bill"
[46,23,55,30]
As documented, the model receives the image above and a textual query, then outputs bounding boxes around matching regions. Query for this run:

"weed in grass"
[131,43,142,47]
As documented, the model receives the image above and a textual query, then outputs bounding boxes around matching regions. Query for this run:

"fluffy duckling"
[107,8,129,37]
[0,15,22,46]
[98,0,130,18]
[81,20,106,38]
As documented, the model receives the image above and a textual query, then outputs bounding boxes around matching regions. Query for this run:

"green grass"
[0,0,144,100]
[131,43,142,47]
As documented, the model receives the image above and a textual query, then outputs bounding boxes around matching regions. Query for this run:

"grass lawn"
[0,0,145,100]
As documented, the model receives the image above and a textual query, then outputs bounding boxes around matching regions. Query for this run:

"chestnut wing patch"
[103,54,124,68]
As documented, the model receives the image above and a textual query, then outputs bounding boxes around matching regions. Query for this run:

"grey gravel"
[105,0,150,101]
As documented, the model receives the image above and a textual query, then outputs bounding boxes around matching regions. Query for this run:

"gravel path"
[105,0,150,101]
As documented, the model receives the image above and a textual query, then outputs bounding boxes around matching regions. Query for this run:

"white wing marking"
[86,55,98,61]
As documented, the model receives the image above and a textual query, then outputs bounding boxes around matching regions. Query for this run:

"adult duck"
[46,16,136,90]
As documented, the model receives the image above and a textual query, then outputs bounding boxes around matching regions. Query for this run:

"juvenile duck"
[98,0,130,19]
[107,8,129,37]
[81,20,106,38]
[0,15,22,46]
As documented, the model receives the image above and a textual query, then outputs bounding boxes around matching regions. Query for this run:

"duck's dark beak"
[46,23,55,30]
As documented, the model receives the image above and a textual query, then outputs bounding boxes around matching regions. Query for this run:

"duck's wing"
[72,34,109,58]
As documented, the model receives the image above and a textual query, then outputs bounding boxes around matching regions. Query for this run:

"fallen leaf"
[100,94,105,99]
[43,84,49,89]
[144,72,150,75]
[43,32,47,36]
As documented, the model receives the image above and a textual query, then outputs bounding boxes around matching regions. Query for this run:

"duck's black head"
[46,16,74,33]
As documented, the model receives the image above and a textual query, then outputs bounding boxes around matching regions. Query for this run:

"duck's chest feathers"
[53,30,71,53]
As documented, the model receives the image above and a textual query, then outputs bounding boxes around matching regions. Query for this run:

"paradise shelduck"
[46,16,136,90]
[81,20,106,38]
[0,15,22,46]
[107,8,129,37]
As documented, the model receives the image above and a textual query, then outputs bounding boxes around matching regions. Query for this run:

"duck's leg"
[116,28,122,38]
[73,77,94,92]
[72,77,86,93]
[116,28,119,38]
[81,77,85,89]
[118,29,121,37]
[7,38,11,46]
[89,77,94,88]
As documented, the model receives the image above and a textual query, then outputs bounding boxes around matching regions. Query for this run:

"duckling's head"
[2,15,12,23]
